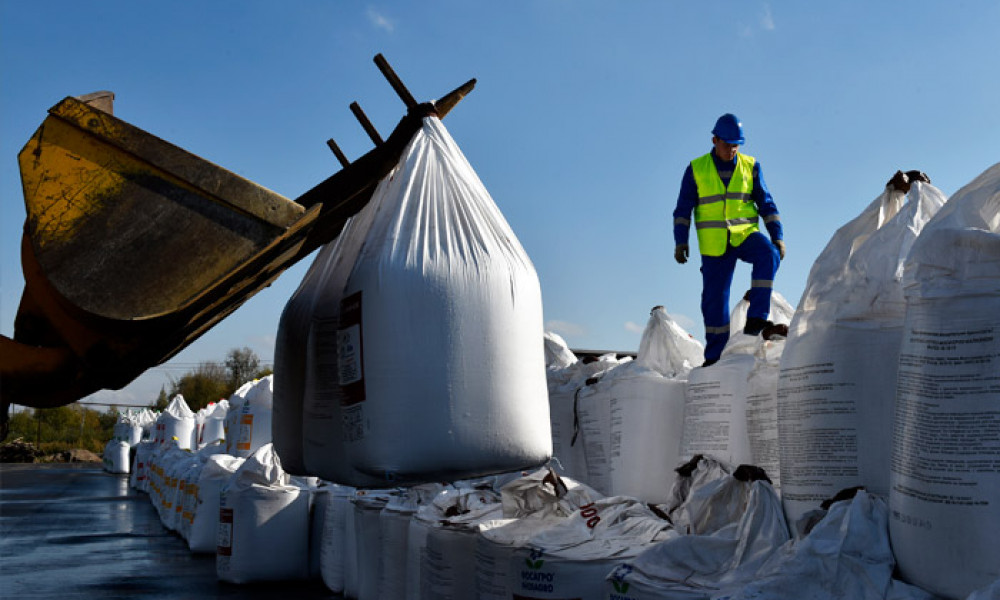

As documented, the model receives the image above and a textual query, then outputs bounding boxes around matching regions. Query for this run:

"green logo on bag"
[525,548,544,569]
[612,580,630,594]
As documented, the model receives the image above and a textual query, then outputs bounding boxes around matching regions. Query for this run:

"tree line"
[5,347,272,453]
[155,346,273,412]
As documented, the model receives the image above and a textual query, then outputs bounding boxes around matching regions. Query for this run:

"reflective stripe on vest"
[691,152,759,256]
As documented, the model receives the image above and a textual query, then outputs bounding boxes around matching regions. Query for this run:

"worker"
[673,113,785,366]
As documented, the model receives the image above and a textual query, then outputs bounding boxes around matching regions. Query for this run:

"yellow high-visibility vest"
[691,152,759,256]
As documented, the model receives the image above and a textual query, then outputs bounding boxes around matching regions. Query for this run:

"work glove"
[774,240,786,260]
[674,244,689,264]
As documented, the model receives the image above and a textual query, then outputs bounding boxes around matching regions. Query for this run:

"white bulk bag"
[682,292,794,469]
[217,444,309,583]
[178,444,225,540]
[301,194,396,487]
[745,337,786,491]
[152,444,192,527]
[273,235,352,476]
[509,496,674,600]
[113,413,143,446]
[130,441,154,490]
[548,352,622,483]
[889,163,1000,599]
[544,331,578,371]
[331,116,550,484]
[777,181,947,523]
[610,475,788,599]
[411,488,502,600]
[475,470,602,600]
[499,468,601,519]
[197,400,227,449]
[224,380,255,455]
[156,395,196,450]
[376,484,445,599]
[230,376,273,458]
[319,485,356,594]
[175,459,203,540]
[576,307,697,502]
[354,491,393,600]
[725,490,896,600]
[103,440,130,474]
[163,452,199,532]
[377,496,415,599]
[188,453,244,553]
[477,516,564,600]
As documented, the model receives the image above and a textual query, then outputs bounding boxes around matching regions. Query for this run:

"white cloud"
[545,320,586,338]
[761,4,775,31]
[624,321,644,334]
[368,8,394,33]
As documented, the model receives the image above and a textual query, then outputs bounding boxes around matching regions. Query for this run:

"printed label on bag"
[236,413,253,451]
[338,291,366,406]
[343,404,366,442]
[217,507,233,556]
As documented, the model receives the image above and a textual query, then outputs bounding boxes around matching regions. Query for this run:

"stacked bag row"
[543,164,1000,598]
[775,165,1000,598]
[103,407,158,474]
[545,293,792,504]
[127,377,278,551]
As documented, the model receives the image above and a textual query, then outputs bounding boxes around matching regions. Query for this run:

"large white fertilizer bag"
[508,496,674,600]
[475,469,603,600]
[681,291,793,469]
[224,380,255,455]
[103,440,130,474]
[321,116,551,485]
[299,197,387,487]
[777,180,947,524]
[318,485,357,594]
[272,235,350,476]
[197,400,227,449]
[544,331,578,371]
[374,483,445,599]
[547,350,623,483]
[188,454,244,553]
[889,163,1000,599]
[156,395,196,450]
[576,306,700,502]
[230,376,273,458]
[408,487,501,600]
[609,470,788,599]
[216,444,309,584]
[746,334,787,491]
[725,489,897,600]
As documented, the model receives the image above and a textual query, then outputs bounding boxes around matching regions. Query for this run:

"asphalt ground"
[0,463,339,599]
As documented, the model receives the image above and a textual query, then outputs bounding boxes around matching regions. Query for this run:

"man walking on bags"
[673,113,786,367]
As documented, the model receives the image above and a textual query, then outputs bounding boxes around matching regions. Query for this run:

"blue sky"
[2,1,998,408]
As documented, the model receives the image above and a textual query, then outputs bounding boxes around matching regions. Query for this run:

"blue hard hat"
[712,113,745,145]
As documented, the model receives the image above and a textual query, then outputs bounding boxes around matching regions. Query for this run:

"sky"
[2,1,998,410]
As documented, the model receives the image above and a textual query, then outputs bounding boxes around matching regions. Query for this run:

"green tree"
[169,361,229,412]
[4,405,113,453]
[225,347,261,390]
[154,386,169,411]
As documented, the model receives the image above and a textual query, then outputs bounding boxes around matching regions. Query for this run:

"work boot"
[762,322,789,340]
[743,317,772,336]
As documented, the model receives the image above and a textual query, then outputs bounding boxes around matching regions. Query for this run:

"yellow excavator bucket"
[1,56,475,422]
[20,95,306,320]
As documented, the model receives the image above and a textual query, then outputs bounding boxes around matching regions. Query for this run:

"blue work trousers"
[700,231,780,361]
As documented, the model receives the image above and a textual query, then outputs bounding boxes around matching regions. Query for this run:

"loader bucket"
[19,96,306,321]
[1,56,475,418]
